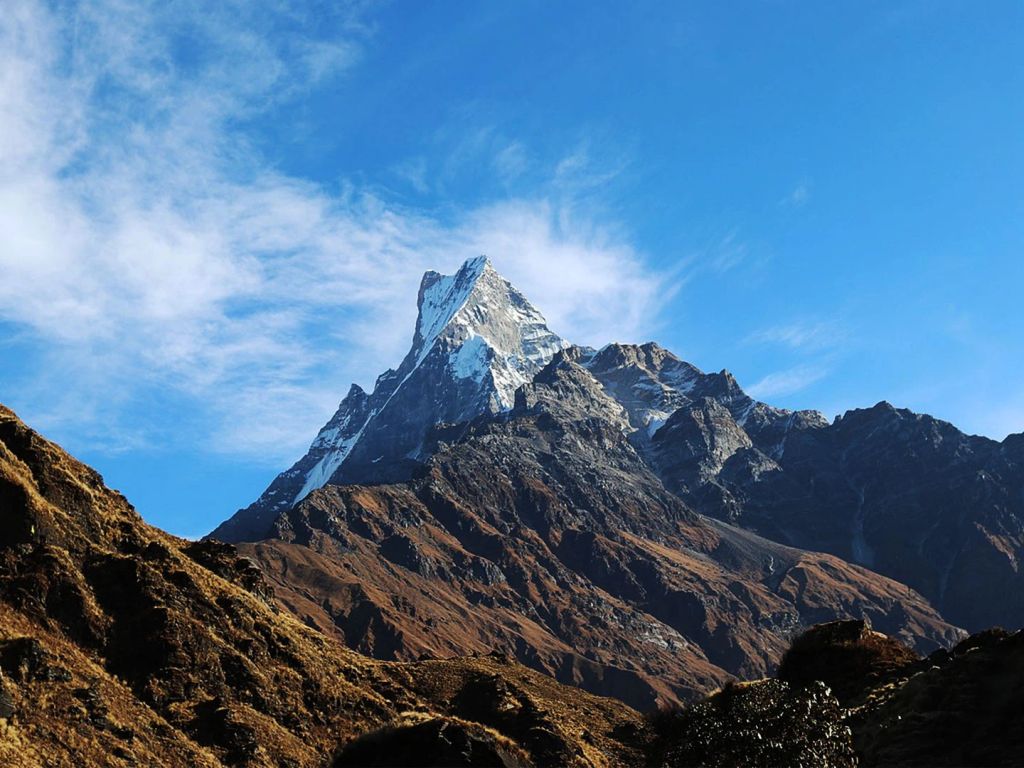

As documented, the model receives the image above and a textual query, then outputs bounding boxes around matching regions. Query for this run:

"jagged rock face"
[579,343,703,440]
[678,401,1024,631]
[0,405,647,767]
[213,257,567,542]
[579,342,1024,634]
[237,351,962,710]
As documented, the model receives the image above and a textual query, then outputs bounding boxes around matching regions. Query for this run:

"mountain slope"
[210,256,1024,707]
[648,397,1024,631]
[4,404,1020,766]
[554,338,1024,633]
[233,350,963,709]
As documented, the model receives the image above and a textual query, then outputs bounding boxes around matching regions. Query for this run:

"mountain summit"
[213,257,568,542]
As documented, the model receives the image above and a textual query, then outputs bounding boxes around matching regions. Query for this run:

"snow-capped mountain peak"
[414,255,492,359]
[211,257,569,539]
[409,255,567,408]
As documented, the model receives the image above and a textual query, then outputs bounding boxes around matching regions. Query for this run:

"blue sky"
[1,1,1021,538]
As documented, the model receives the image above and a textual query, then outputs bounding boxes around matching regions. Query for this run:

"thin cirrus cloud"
[780,180,812,209]
[0,1,665,464]
[746,365,831,400]
[746,320,847,352]
[743,319,846,400]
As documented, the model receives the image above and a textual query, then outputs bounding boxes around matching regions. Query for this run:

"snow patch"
[449,333,491,382]
[294,412,373,504]
[415,257,489,366]
[644,412,669,438]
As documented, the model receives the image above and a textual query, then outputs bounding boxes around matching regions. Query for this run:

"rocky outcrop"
[333,715,532,768]
[776,619,921,705]
[850,627,1024,766]
[775,621,1024,767]
[649,679,857,768]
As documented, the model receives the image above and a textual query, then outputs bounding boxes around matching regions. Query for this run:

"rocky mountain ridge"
[650,396,1024,631]
[232,348,961,708]
[211,255,1023,706]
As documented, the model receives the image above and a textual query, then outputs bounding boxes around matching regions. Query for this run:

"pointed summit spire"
[408,256,568,406]
[213,256,570,538]
[414,256,496,357]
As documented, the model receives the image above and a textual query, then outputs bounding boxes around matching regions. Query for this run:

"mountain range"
[4,403,1022,766]
[3,256,1024,765]
[211,257,1023,708]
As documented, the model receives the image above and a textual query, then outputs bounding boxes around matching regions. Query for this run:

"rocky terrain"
[237,349,962,709]
[563,337,1024,634]
[213,257,568,543]
[778,619,1024,767]
[649,619,1024,767]
[653,397,1024,631]
[0,404,644,766]
[212,258,986,709]
[2,404,1022,766]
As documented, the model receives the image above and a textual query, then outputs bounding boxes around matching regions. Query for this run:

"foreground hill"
[0,405,644,766]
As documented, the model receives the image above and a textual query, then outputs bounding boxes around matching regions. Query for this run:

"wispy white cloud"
[0,1,664,464]
[780,179,812,208]
[744,318,844,403]
[552,141,628,194]
[704,230,752,273]
[746,319,847,352]
[492,141,529,183]
[746,364,830,400]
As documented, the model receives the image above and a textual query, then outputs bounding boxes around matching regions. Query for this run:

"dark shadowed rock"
[650,679,856,768]
[851,628,1024,766]
[333,716,533,768]
[658,399,1024,632]
[0,676,14,719]
[777,620,920,705]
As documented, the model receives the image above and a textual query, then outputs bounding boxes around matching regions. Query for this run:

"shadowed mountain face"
[574,337,1024,633]
[647,396,1024,631]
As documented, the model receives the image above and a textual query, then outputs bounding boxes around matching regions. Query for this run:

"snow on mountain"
[211,256,568,541]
